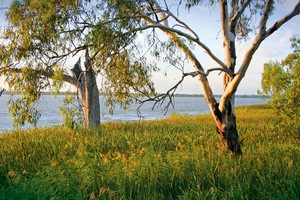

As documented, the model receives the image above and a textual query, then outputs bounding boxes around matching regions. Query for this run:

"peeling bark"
[78,70,100,128]
[217,1,241,155]
[73,54,100,128]
[209,97,241,155]
[218,98,241,155]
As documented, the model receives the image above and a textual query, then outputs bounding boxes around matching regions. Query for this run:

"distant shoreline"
[172,94,268,98]
[1,91,268,99]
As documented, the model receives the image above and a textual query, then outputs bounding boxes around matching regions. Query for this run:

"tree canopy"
[260,35,300,133]
[0,0,156,127]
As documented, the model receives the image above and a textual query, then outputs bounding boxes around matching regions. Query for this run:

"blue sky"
[0,0,299,95]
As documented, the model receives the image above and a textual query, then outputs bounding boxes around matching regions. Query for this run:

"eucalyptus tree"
[0,0,155,128]
[105,0,300,155]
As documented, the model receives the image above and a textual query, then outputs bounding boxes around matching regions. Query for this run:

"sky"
[0,0,299,95]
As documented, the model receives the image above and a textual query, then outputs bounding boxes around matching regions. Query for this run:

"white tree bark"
[132,0,300,154]
[219,0,300,112]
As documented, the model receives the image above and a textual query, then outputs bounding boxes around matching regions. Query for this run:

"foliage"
[100,49,158,113]
[5,66,45,128]
[260,35,300,133]
[0,0,156,127]
[51,66,65,93]
[58,92,84,129]
[0,105,300,199]
[7,97,41,128]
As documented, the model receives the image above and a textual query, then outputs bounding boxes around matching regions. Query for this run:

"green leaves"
[1,0,157,127]
[260,36,300,133]
[290,35,300,53]
[185,0,216,10]
[51,66,65,92]
[101,49,156,112]
[59,92,83,129]
[261,61,289,96]
[5,66,44,128]
[8,97,41,128]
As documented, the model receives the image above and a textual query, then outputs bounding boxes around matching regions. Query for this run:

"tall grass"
[0,105,299,199]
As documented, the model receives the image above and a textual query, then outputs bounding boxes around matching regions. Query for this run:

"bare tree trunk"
[212,96,242,155]
[72,53,100,128]
[78,68,100,128]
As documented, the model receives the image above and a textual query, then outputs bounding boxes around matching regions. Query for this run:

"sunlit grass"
[0,105,299,199]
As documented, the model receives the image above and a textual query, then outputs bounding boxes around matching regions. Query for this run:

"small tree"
[260,35,300,133]
[0,0,156,128]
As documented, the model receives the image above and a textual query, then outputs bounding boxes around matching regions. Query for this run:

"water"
[0,94,268,132]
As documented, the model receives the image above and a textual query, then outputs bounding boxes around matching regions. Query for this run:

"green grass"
[0,105,299,199]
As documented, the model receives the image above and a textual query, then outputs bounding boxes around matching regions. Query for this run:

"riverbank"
[0,105,299,199]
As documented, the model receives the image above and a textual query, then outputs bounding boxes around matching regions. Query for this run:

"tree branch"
[258,0,274,37]
[131,1,226,71]
[220,0,300,112]
[137,67,230,116]
[220,0,230,40]
[136,22,228,70]
[48,45,87,60]
[264,1,300,38]
[137,76,183,116]
[135,1,220,117]
[184,67,234,78]
[0,66,79,87]
[164,9,199,40]
[220,0,233,68]
[229,0,251,32]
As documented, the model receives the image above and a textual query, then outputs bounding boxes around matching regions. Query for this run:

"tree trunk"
[78,68,100,128]
[72,54,100,128]
[212,97,242,155]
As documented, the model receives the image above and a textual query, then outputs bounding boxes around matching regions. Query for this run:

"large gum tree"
[0,0,156,128]
[105,0,300,155]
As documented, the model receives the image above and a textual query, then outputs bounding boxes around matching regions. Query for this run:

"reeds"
[0,105,299,199]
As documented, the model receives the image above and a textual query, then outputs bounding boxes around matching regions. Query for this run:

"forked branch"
[137,67,232,117]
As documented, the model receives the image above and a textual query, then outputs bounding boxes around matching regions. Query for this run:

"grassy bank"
[0,105,299,199]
